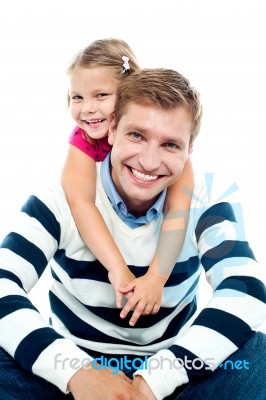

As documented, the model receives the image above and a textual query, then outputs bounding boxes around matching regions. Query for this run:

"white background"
[0,0,265,331]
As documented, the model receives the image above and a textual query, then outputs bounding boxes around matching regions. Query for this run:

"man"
[0,69,265,400]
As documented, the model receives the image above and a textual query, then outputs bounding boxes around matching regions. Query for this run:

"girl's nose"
[82,99,96,114]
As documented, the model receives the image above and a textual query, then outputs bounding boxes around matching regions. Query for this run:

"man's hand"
[132,376,156,400]
[68,362,148,399]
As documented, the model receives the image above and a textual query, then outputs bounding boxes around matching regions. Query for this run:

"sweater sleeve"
[135,187,266,399]
[0,188,91,393]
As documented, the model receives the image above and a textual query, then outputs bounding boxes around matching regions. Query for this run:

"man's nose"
[138,145,161,172]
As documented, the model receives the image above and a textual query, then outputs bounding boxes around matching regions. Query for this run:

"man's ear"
[187,145,193,159]
[184,145,193,162]
[108,115,116,145]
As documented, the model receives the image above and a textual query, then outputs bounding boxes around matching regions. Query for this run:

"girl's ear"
[108,115,116,145]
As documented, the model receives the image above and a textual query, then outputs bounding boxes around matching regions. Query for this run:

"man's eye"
[163,143,178,149]
[130,132,142,139]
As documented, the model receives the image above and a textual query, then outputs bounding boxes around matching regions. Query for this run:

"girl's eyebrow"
[68,90,79,95]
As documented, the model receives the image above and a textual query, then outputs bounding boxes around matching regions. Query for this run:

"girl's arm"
[119,158,194,326]
[61,145,135,307]
[153,157,194,275]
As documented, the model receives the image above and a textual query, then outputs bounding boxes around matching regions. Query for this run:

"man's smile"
[130,167,159,182]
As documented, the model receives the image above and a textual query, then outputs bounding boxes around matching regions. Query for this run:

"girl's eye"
[71,95,83,100]
[96,93,108,99]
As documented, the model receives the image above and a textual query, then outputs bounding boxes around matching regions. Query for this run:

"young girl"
[61,38,194,326]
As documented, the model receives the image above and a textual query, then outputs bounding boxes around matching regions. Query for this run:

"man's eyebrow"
[125,124,149,135]
[166,137,186,146]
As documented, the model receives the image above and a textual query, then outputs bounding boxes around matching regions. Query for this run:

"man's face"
[108,103,192,215]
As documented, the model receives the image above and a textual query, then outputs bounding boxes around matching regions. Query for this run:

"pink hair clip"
[122,56,130,73]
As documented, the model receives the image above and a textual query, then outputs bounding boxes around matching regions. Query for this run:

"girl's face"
[68,67,118,140]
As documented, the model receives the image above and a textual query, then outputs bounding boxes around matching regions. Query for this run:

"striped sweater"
[0,165,265,399]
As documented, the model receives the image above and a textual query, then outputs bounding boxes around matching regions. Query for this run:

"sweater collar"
[100,154,166,227]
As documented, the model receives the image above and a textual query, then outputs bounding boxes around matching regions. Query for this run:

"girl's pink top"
[68,126,112,161]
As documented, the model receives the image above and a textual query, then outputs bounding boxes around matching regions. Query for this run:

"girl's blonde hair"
[67,38,140,79]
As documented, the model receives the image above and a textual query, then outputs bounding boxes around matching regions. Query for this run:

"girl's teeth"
[131,168,158,182]
[86,119,103,124]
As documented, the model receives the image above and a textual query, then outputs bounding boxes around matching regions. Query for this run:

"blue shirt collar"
[100,154,166,228]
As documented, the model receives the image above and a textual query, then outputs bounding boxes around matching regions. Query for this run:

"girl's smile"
[69,67,118,140]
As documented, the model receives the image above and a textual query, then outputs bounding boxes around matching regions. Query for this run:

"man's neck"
[120,194,159,217]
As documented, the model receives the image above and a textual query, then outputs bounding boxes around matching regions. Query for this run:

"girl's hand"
[118,271,166,326]
[108,266,136,308]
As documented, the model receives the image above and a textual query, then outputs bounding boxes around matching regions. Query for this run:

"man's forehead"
[118,102,191,140]
[121,101,190,120]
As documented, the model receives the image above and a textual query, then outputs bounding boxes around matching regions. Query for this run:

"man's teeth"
[131,168,158,182]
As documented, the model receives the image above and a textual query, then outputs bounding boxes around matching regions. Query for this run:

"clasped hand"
[68,362,156,399]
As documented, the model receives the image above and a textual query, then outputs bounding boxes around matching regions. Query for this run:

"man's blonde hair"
[114,68,202,144]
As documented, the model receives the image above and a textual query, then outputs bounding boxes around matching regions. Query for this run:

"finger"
[151,303,160,314]
[116,291,123,308]
[120,295,140,319]
[129,302,146,326]
[141,303,154,315]
[119,280,136,293]
[125,290,134,299]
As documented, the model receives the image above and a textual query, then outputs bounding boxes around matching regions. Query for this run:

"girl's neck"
[81,129,94,144]
[81,129,107,144]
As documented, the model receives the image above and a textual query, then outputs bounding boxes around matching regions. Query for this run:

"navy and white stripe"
[0,169,265,398]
